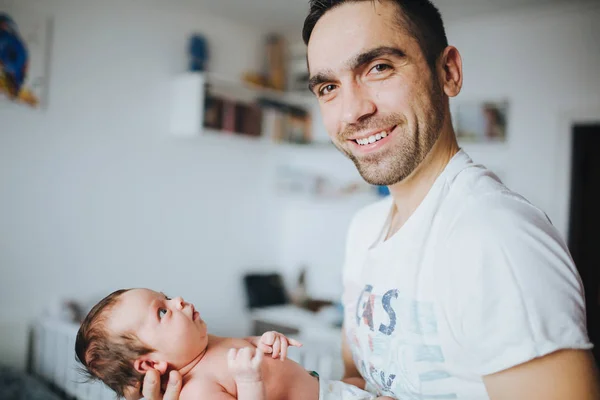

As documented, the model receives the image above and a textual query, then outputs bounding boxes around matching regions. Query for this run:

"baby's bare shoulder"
[215,336,254,349]
[180,377,233,400]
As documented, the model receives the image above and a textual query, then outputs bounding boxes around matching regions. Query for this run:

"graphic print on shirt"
[349,284,457,399]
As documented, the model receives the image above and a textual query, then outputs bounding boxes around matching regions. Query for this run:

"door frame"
[554,108,600,238]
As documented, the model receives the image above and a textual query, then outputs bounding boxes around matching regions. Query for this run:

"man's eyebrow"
[347,46,406,71]
[308,46,406,94]
[308,71,335,94]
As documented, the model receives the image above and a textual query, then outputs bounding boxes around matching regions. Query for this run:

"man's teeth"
[356,131,388,145]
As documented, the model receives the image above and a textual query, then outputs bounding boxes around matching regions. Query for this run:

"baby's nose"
[173,296,185,310]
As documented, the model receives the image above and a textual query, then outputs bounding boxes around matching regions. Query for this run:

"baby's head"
[75,288,208,396]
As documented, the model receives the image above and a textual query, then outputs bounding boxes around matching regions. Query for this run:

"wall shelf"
[176,126,337,154]
[205,72,315,109]
[169,71,318,140]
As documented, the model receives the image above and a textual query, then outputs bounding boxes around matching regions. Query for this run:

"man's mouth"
[351,126,396,146]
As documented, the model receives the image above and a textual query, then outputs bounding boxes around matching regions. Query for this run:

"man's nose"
[340,82,376,126]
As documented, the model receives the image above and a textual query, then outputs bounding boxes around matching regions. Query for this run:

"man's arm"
[483,349,600,400]
[340,328,366,389]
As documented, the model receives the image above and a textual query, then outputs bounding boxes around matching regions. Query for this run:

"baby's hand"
[228,347,263,383]
[254,331,302,361]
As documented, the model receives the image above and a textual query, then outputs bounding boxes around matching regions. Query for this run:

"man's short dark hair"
[302,0,448,71]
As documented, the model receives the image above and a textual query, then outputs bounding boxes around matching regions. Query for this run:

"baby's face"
[108,289,208,370]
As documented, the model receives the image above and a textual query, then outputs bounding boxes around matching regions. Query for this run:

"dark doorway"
[568,123,600,363]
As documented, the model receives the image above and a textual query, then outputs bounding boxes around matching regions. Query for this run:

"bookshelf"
[166,72,381,201]
[169,71,326,146]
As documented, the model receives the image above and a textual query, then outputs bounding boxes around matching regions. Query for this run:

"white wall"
[447,1,600,237]
[0,0,277,369]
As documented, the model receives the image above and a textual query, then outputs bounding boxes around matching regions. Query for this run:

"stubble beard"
[334,84,446,186]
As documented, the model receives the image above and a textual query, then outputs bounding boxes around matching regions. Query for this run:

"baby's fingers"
[272,336,281,359]
[261,331,276,345]
[227,348,238,367]
[251,348,263,369]
[280,338,288,361]
[288,338,303,347]
[256,341,273,354]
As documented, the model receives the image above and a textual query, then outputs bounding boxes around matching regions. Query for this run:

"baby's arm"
[244,331,302,360]
[228,347,265,400]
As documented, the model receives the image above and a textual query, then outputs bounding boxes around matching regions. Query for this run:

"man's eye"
[319,84,336,96]
[158,308,168,319]
[371,64,391,73]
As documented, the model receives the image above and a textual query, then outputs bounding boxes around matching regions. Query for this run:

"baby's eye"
[158,308,168,319]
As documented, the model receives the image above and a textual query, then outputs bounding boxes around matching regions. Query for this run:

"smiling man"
[302,1,600,399]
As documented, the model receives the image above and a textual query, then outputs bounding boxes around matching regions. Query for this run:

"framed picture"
[451,99,509,143]
[0,8,51,109]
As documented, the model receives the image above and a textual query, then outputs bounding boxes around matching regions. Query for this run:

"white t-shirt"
[342,150,592,400]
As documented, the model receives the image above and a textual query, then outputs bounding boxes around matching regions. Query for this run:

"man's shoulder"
[446,163,549,233]
[442,173,565,266]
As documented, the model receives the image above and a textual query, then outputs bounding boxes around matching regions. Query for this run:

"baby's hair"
[75,288,154,397]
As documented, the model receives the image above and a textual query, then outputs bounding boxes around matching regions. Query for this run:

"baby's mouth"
[191,304,200,321]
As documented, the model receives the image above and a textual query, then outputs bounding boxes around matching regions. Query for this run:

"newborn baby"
[76,288,392,400]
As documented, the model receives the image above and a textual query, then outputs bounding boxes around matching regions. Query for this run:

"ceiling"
[184,0,581,39]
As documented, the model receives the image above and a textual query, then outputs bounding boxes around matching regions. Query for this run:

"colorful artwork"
[0,9,49,108]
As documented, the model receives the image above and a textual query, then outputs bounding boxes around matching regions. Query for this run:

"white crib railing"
[31,318,115,400]
[30,318,344,400]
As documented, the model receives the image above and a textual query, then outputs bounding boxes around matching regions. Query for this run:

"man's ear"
[134,357,169,375]
[439,46,463,98]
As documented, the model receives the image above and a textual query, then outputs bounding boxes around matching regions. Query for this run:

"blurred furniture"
[249,304,344,380]
[243,273,289,310]
[0,365,64,400]
[169,71,315,143]
[28,318,115,400]
[243,272,344,379]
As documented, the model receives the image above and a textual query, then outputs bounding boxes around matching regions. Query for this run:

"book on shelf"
[202,91,312,144]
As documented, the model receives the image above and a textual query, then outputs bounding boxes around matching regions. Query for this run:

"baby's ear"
[134,357,168,375]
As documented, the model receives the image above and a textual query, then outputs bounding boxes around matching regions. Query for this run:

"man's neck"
[386,126,460,237]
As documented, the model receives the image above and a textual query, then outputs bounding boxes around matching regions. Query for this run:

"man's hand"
[123,369,182,400]
[483,349,600,400]
[245,331,302,361]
